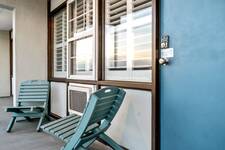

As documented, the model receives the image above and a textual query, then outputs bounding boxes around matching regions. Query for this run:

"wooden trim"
[49,78,97,85]
[67,79,97,85]
[47,0,51,115]
[66,82,69,116]
[98,80,152,91]
[9,30,13,96]
[49,77,151,91]
[96,0,103,82]
[48,81,51,115]
[49,77,67,82]
[101,0,106,81]
[152,0,160,150]
[47,0,53,80]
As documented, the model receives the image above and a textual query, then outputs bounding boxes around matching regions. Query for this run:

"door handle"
[159,58,169,65]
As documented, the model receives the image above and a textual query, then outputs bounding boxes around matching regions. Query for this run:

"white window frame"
[68,83,96,115]
[67,0,97,80]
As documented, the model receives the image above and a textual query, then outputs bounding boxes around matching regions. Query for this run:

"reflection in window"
[109,30,127,70]
[68,0,93,38]
[69,37,93,76]
[105,0,152,82]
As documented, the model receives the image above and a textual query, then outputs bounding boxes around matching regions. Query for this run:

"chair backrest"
[87,87,126,126]
[68,87,126,147]
[18,80,49,105]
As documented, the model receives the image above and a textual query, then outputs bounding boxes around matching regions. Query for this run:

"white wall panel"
[51,82,67,117]
[106,88,152,150]
[50,0,66,12]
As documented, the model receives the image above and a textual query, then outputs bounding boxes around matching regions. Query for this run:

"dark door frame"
[9,30,13,96]
[152,0,160,149]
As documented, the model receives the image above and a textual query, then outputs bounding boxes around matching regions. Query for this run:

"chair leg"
[45,114,51,121]
[7,117,16,133]
[36,115,44,132]
[25,117,33,122]
[98,133,123,150]
[81,138,96,149]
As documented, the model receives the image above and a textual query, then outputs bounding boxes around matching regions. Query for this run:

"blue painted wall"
[160,0,225,150]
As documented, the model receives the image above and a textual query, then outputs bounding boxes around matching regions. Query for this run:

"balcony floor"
[0,97,111,150]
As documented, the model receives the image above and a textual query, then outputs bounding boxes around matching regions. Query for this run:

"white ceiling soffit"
[0,7,13,31]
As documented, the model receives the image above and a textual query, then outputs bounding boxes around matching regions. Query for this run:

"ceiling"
[0,7,12,31]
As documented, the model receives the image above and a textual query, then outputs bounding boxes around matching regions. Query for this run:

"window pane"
[68,0,95,80]
[69,37,93,76]
[105,0,152,82]
[68,0,94,38]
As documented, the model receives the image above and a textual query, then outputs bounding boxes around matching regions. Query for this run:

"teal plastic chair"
[5,80,49,132]
[41,87,126,150]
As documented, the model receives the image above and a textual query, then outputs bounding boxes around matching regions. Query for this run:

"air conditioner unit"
[68,83,96,115]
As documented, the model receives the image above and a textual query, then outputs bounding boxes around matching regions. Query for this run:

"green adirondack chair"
[41,87,126,150]
[5,80,49,132]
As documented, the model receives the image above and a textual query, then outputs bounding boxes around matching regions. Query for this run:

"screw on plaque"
[161,35,169,49]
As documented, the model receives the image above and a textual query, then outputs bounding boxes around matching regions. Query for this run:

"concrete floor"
[0,97,112,150]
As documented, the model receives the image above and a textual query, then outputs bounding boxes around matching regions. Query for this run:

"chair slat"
[17,99,47,102]
[95,100,115,108]
[41,115,77,129]
[95,104,113,113]
[89,113,109,125]
[62,123,98,142]
[94,106,113,115]
[59,129,76,141]
[21,84,49,86]
[98,94,118,102]
[63,134,74,143]
[19,92,48,96]
[20,87,48,89]
[20,89,49,92]
[50,118,80,134]
[44,115,80,132]
[55,123,79,137]
[18,95,48,99]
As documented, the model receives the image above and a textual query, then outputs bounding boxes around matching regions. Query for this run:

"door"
[0,31,10,97]
[160,0,225,150]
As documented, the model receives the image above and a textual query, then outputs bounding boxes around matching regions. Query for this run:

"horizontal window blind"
[133,0,152,12]
[106,0,127,26]
[54,9,67,77]
[69,0,93,36]
[109,29,127,70]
